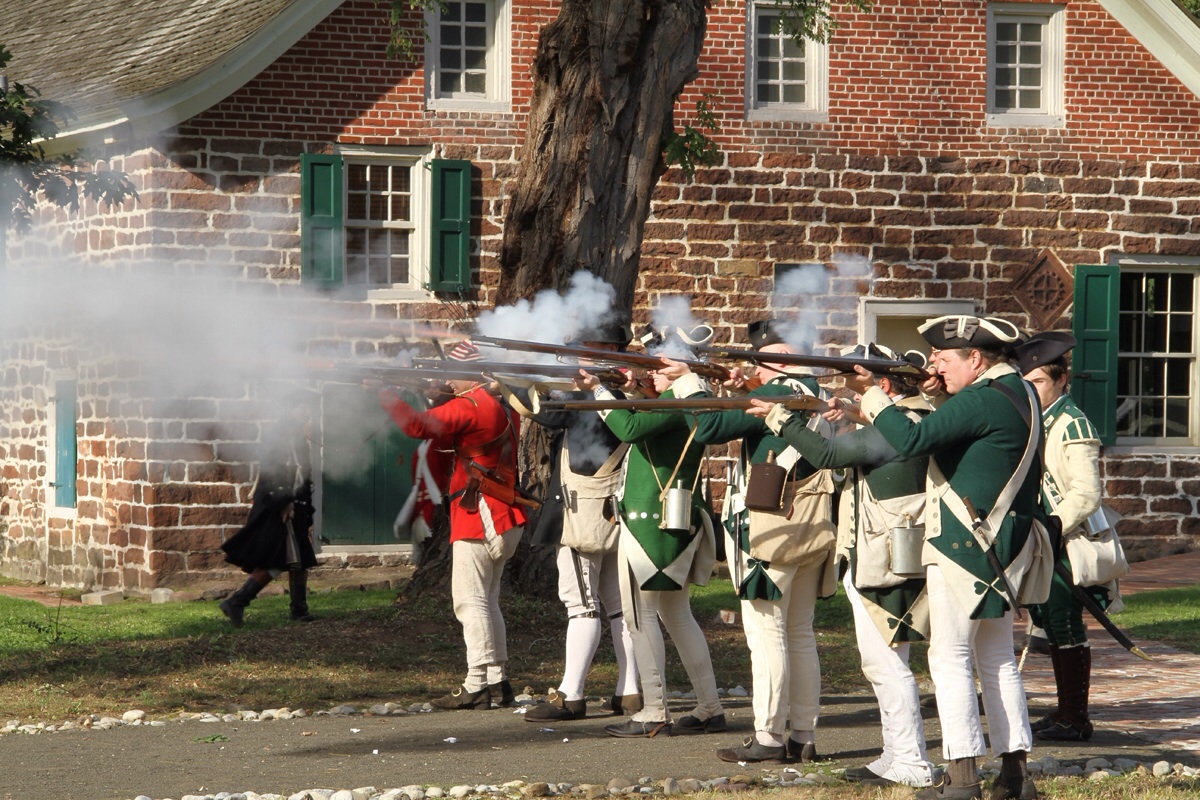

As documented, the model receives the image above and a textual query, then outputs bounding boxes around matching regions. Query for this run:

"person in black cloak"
[219,389,320,626]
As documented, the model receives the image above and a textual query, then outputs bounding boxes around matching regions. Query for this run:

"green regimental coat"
[594,386,714,592]
[861,363,1042,620]
[768,396,931,644]
[673,371,836,602]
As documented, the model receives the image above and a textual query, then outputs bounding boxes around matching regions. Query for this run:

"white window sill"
[366,286,437,302]
[1107,444,1200,455]
[746,107,828,124]
[426,98,510,114]
[46,506,78,520]
[986,112,1065,128]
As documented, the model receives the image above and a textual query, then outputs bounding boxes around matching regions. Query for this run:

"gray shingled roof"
[1,0,342,144]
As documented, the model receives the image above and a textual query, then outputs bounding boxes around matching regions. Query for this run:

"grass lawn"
[0,578,1195,725]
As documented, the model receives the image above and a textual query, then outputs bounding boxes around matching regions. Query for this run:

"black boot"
[1037,646,1092,742]
[219,577,266,628]
[288,569,315,622]
[989,751,1037,800]
[1031,644,1064,733]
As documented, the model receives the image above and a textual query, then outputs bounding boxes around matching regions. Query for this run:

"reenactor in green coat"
[747,343,936,788]
[850,315,1046,800]
[578,332,725,739]
[661,319,837,764]
[1015,332,1116,743]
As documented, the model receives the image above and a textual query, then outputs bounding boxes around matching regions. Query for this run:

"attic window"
[426,0,511,112]
[986,3,1064,127]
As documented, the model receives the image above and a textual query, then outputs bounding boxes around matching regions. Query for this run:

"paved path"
[1020,550,1200,752]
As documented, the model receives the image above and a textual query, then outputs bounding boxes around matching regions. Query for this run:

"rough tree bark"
[496,0,709,309]
[406,1,708,600]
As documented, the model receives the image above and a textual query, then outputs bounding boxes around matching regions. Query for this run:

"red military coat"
[379,386,526,542]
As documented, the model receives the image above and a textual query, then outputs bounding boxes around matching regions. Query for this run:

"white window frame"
[1110,254,1200,450]
[425,0,511,112]
[45,370,78,518]
[859,299,979,355]
[335,145,433,300]
[986,3,1065,128]
[745,1,828,122]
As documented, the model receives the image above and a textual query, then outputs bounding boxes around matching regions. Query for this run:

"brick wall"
[3,0,1200,588]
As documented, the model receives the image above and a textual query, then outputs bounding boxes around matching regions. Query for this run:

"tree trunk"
[496,0,708,308]
[406,1,707,601]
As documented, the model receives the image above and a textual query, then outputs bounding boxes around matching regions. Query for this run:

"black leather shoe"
[604,719,671,738]
[673,713,727,735]
[843,765,885,782]
[1029,713,1056,733]
[489,680,515,708]
[715,737,787,763]
[600,693,643,716]
[785,739,819,763]
[431,685,492,710]
[915,778,982,799]
[525,689,585,722]
[1035,719,1092,742]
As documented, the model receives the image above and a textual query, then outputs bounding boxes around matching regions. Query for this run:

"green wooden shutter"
[53,379,77,508]
[429,159,472,293]
[1071,264,1119,445]
[300,153,343,287]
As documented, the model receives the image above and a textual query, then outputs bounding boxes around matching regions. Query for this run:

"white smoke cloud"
[773,253,872,354]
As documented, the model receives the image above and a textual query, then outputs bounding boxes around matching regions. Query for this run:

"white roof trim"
[45,0,347,153]
[1096,0,1200,100]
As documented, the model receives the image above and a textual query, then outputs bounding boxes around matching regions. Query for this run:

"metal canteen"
[889,513,925,578]
[660,481,693,531]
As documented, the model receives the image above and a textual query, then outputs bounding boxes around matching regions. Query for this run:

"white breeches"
[451,532,521,667]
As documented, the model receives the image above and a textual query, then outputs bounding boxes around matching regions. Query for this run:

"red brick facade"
[2,0,1198,589]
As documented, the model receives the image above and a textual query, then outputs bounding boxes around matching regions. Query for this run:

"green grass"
[1112,584,1200,654]
[1,578,1195,725]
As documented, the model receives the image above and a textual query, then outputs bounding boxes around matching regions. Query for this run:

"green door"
[320,384,422,545]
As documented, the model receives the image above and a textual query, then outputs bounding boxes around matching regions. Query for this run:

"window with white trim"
[1115,268,1197,442]
[426,0,511,111]
[986,3,1064,127]
[746,2,826,120]
[47,374,78,513]
[344,158,421,289]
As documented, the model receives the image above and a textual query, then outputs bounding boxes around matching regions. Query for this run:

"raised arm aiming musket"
[471,334,732,382]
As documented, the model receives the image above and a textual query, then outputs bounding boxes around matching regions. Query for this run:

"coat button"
[952,542,959,550]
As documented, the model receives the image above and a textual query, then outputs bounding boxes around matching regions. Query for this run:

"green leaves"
[662,96,721,181]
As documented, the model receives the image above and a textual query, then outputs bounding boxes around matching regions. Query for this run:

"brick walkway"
[1019,550,1200,752]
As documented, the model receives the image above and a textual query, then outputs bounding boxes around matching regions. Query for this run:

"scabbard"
[1054,561,1152,661]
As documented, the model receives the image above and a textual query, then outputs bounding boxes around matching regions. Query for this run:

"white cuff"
[859,386,895,423]
[670,372,709,398]
[764,403,793,435]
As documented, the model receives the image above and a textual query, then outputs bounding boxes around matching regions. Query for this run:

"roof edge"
[45,0,348,154]
[1097,0,1200,101]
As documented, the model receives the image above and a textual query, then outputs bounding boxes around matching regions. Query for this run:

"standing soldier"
[1014,332,1113,743]
[848,315,1047,800]
[512,321,641,722]
[220,389,320,626]
[379,341,527,710]
[660,319,837,764]
[578,331,725,739]
[746,343,936,787]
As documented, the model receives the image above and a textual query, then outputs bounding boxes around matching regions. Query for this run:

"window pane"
[995,67,1016,87]
[1019,46,1041,65]
[782,84,806,103]
[996,45,1016,65]
[465,2,486,22]
[392,167,410,194]
[994,88,1015,108]
[1018,67,1041,88]
[347,163,368,190]
[997,22,1017,40]
[394,195,411,221]
[1144,315,1167,352]
[1018,88,1041,109]
[1120,273,1144,312]
[442,3,460,22]
[1019,22,1042,42]
[441,50,461,70]
[369,194,388,221]
[1166,359,1190,394]
[782,60,806,81]
[347,192,366,220]
[465,72,486,93]
[441,25,461,46]
[465,48,486,70]
[1170,273,1194,311]
[1165,398,1191,437]
[465,26,486,47]
[758,83,778,103]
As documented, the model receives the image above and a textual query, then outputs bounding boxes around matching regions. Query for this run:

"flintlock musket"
[535,394,826,414]
[697,345,930,378]
[470,334,732,382]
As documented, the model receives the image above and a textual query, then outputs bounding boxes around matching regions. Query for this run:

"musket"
[1054,560,1152,661]
[409,359,628,386]
[471,334,732,382]
[536,394,826,414]
[697,345,930,378]
[962,496,1025,621]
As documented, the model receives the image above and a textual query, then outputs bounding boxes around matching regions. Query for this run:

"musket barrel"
[698,345,929,378]
[538,395,825,413]
[471,334,731,381]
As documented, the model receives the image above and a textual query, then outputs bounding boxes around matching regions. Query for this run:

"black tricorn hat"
[917,314,1023,351]
[748,318,787,349]
[574,319,631,347]
[1013,332,1076,375]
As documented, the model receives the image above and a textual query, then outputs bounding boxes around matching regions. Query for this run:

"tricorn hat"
[839,342,928,371]
[638,322,715,355]
[748,318,787,349]
[917,315,1022,352]
[1012,331,1076,375]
